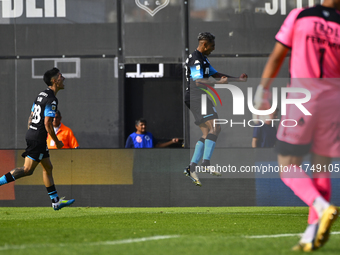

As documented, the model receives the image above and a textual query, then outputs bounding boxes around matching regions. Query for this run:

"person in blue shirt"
[125,118,179,148]
[252,108,279,148]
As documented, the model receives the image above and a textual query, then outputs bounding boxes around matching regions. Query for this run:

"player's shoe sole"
[183,167,202,187]
[53,197,75,211]
[201,161,222,177]
[314,205,338,249]
[209,170,222,177]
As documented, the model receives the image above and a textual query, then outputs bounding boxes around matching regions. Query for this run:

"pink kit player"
[254,0,340,252]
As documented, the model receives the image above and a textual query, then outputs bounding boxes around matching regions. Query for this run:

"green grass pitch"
[0,207,339,255]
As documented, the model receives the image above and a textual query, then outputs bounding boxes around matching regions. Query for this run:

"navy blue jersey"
[26,88,58,142]
[125,132,157,148]
[253,124,277,148]
[185,50,218,100]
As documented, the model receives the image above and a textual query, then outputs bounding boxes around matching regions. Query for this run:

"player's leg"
[304,89,340,249]
[278,153,320,251]
[183,124,207,186]
[291,154,332,251]
[190,123,209,168]
[199,119,222,177]
[296,180,331,251]
[183,98,208,186]
[0,157,39,186]
[201,119,221,166]
[184,124,209,186]
[305,155,332,241]
[40,157,75,210]
[279,153,337,251]
[307,154,337,249]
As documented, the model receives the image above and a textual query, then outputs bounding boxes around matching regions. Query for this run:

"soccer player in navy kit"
[0,68,75,210]
[184,32,248,186]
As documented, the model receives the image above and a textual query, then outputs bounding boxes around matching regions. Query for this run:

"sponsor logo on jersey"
[136,136,143,143]
[322,10,330,17]
[39,92,48,97]
[194,60,200,64]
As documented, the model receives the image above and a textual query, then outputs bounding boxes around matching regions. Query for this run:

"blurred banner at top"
[0,0,116,24]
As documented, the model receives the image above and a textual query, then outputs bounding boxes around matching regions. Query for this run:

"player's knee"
[213,124,221,136]
[23,166,35,176]
[44,165,53,174]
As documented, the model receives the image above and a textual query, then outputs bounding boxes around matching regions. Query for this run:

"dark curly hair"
[43,67,60,86]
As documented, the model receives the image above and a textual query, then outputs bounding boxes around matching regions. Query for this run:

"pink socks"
[281,168,322,207]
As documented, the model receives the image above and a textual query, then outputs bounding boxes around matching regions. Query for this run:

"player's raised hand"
[253,85,271,110]
[219,76,228,84]
[172,138,179,143]
[239,73,248,82]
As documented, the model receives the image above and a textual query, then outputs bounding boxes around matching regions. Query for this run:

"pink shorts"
[277,88,340,158]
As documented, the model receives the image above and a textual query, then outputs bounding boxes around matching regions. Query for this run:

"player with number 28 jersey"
[26,88,58,142]
[0,68,75,211]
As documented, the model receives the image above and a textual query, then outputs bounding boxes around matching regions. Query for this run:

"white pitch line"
[0,235,180,251]
[244,231,340,239]
[94,235,180,246]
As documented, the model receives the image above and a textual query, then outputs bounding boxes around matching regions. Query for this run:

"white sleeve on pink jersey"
[275,8,303,48]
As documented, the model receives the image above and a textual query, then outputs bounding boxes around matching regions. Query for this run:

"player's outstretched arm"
[212,72,248,82]
[254,42,289,110]
[155,138,179,148]
[195,76,229,88]
[260,42,289,89]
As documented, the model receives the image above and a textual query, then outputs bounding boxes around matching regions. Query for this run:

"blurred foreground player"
[0,68,75,210]
[254,1,340,251]
[184,32,247,186]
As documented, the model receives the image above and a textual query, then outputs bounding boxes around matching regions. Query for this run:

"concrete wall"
[1,149,340,207]
[0,1,324,149]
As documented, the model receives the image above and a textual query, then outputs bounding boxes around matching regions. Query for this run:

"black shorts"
[185,97,219,126]
[21,140,50,162]
[275,140,311,157]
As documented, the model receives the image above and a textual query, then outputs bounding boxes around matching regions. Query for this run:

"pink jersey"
[275,5,340,157]
[276,5,340,80]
